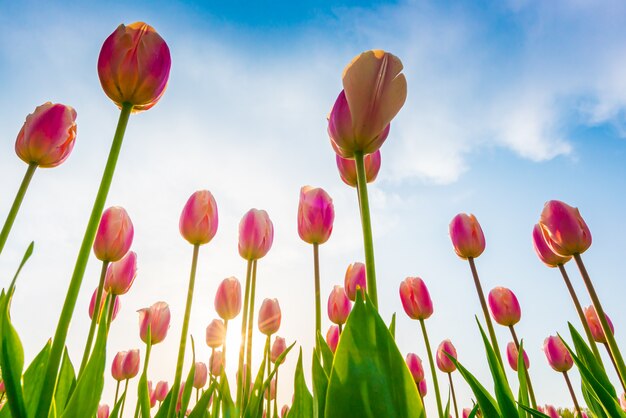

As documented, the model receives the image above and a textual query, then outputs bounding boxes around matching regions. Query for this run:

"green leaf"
[219,373,237,418]
[388,313,396,339]
[180,340,197,415]
[316,332,333,377]
[312,350,328,418]
[154,390,173,418]
[516,341,530,418]
[0,291,27,418]
[189,381,217,418]
[324,294,424,418]
[288,348,313,418]
[24,339,52,416]
[447,355,500,418]
[55,348,76,412]
[518,405,551,418]
[109,392,126,418]
[568,323,616,397]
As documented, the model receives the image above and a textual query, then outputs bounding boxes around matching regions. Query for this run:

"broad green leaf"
[316,332,333,376]
[219,373,237,418]
[447,355,500,418]
[388,313,396,339]
[288,348,313,418]
[189,381,217,418]
[180,341,197,415]
[0,291,27,417]
[24,339,51,416]
[154,391,173,418]
[568,323,616,397]
[516,341,530,418]
[55,348,76,412]
[312,350,328,418]
[518,405,551,418]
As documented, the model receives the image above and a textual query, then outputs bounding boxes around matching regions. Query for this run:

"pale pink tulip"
[399,277,433,320]
[539,200,592,256]
[111,351,126,381]
[327,286,352,325]
[297,186,334,245]
[238,209,274,260]
[138,301,170,344]
[436,340,457,373]
[488,287,521,326]
[93,206,134,262]
[281,405,290,418]
[344,262,366,301]
[122,349,140,379]
[104,251,137,295]
[214,277,242,321]
[335,150,381,187]
[543,335,573,372]
[271,336,287,364]
[97,404,109,418]
[179,190,219,245]
[206,319,226,348]
[193,362,208,389]
[258,298,281,336]
[155,381,168,402]
[532,223,571,267]
[264,378,276,400]
[449,213,486,259]
[210,350,224,376]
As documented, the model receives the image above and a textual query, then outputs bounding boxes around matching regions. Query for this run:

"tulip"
[462,409,472,418]
[93,206,134,262]
[418,379,427,397]
[539,200,592,256]
[585,305,614,343]
[193,362,208,389]
[281,405,290,417]
[537,406,559,418]
[344,262,366,301]
[138,301,170,344]
[271,336,287,364]
[506,342,529,371]
[297,186,335,245]
[111,351,126,381]
[104,251,137,295]
[179,190,219,245]
[406,353,425,384]
[88,287,120,322]
[620,393,626,412]
[98,22,171,112]
[326,325,339,353]
[436,340,457,373]
[206,319,226,348]
[399,277,433,320]
[258,299,281,336]
[155,381,169,402]
[264,378,276,400]
[238,209,274,260]
[215,277,242,321]
[335,150,381,187]
[210,350,224,376]
[148,380,157,407]
[532,223,571,267]
[327,286,352,326]
[121,349,140,379]
[488,287,521,327]
[97,404,110,418]
[543,336,573,372]
[449,213,485,259]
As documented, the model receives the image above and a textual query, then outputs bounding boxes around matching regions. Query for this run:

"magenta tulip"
[327,286,352,325]
[138,301,170,345]
[399,277,433,320]
[238,209,274,260]
[584,305,615,343]
[335,150,381,187]
[179,190,219,245]
[297,186,335,245]
[506,341,529,371]
[93,206,134,262]
[326,325,339,353]
[537,405,559,418]
[88,287,120,322]
[488,287,521,326]
[532,223,572,267]
[539,200,592,256]
[436,340,457,373]
[344,262,366,301]
[418,379,427,397]
[543,335,573,372]
[258,298,281,336]
[214,277,242,321]
[104,251,137,295]
[406,353,425,383]
[449,213,486,259]
[205,319,226,349]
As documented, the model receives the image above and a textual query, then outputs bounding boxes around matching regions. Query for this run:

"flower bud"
[210,350,224,376]
[488,287,521,326]
[418,379,427,397]
[238,209,274,260]
[281,405,290,418]
[449,213,486,259]
[399,277,433,320]
[344,262,366,301]
[179,190,219,245]
[406,353,424,383]
[539,200,592,256]
[335,150,381,187]
[258,298,281,336]
[215,277,242,321]
[297,186,334,245]
[271,336,287,364]
[155,381,169,402]
[206,319,226,348]
[15,102,77,168]
[104,251,137,295]
[97,404,110,418]
[537,405,559,418]
[326,325,339,353]
[264,379,276,400]
[93,206,134,262]
[111,351,127,381]
[148,380,157,407]
[193,362,208,389]
[327,286,352,325]
[506,342,529,371]
[138,301,170,344]
[584,305,614,343]
[98,22,171,112]
[122,349,140,379]
[532,223,571,267]
[436,340,457,373]
[543,335,573,372]
[89,287,120,322]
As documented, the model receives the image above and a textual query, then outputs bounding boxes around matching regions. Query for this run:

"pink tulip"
[281,405,290,418]
[148,380,157,407]
[584,305,614,343]
[539,200,592,256]
[326,325,339,353]
[98,22,171,112]
[538,405,559,418]
[0,380,4,394]
[620,392,626,412]
[88,287,120,322]
[205,319,226,348]
[449,213,486,259]
[462,409,472,418]
[122,349,140,379]
[93,206,134,262]
[418,379,427,397]
[258,298,281,335]
[111,351,126,381]
[406,353,425,383]
[97,404,110,418]
[179,190,219,245]
[238,209,274,260]
[436,340,457,373]
[532,223,571,267]
[155,381,168,402]
[210,350,224,376]
[327,286,352,325]
[506,342,529,371]
[138,301,170,344]
[271,336,287,364]
[264,378,276,400]
[104,251,137,295]
[344,262,366,301]
[335,150,381,187]
[488,287,521,327]
[214,277,242,321]
[176,382,185,413]
[399,277,433,320]
[297,186,335,245]
[15,102,77,168]
[193,362,208,389]
[543,335,573,372]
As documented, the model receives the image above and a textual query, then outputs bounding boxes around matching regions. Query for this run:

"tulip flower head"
[15,102,77,168]
[436,340,457,373]
[148,380,157,407]
[264,378,277,400]
[506,342,529,371]
[449,213,486,259]
[205,319,226,348]
[138,301,170,345]
[543,335,573,372]
[111,351,127,381]
[214,277,242,321]
[122,349,140,379]
[179,190,219,245]
[104,251,137,295]
[210,350,224,376]
[155,381,169,402]
[539,200,592,256]
[297,186,335,245]
[281,405,290,418]
[532,223,572,267]
[488,287,521,327]
[344,262,366,301]
[538,405,559,418]
[326,325,339,353]
[399,277,434,320]
[89,287,120,322]
[335,150,381,187]
[238,209,274,260]
[327,286,352,325]
[98,22,171,112]
[258,298,282,336]
[418,379,427,397]
[97,404,110,418]
[271,336,287,364]
[584,305,614,343]
[93,206,134,262]
[193,362,208,389]
[406,353,425,384]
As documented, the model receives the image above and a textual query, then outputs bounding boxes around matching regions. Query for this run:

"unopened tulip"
[344,262,366,301]
[418,379,427,397]
[506,341,529,371]
[215,277,242,321]
[462,409,472,418]
[155,381,169,402]
[258,298,281,335]
[538,405,559,418]
[238,209,274,260]
[93,206,134,262]
[335,150,381,187]
[271,336,287,364]
[281,405,290,418]
[488,287,521,326]
[539,200,592,256]
[584,305,614,343]
[98,22,171,111]
[104,251,137,295]
[449,213,486,259]
[111,351,126,381]
[297,186,334,244]
[179,190,219,245]
[210,350,224,376]
[436,340,457,373]
[15,102,77,168]
[122,349,140,379]
[138,301,170,344]
[97,404,110,418]
[532,223,571,267]
[193,362,208,389]
[327,286,352,325]
[399,277,433,320]
[543,335,573,372]
[326,325,339,353]
[89,287,120,322]
[148,380,157,407]
[406,353,425,384]
[205,319,226,348]
[264,378,276,400]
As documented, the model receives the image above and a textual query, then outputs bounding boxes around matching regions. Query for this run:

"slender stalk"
[273,368,279,417]
[419,391,427,418]
[237,259,253,409]
[77,261,109,376]
[265,335,271,417]
[120,379,129,418]
[0,162,37,255]
[509,325,537,409]
[167,244,201,417]
[448,373,459,418]
[196,388,200,403]
[313,243,321,344]
[419,319,443,417]
[354,151,378,308]
[573,253,626,390]
[563,371,582,418]
[209,347,215,416]
[467,257,505,373]
[604,343,626,393]
[222,320,228,369]
[338,323,343,335]
[245,259,259,407]
[106,294,117,334]
[36,103,133,418]
[114,380,121,405]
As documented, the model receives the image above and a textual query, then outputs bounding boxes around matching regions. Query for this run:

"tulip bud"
[297,186,335,245]
[506,342,529,371]
[193,362,208,389]
[327,286,352,325]
[436,340,457,373]
[138,301,170,344]
[215,277,242,321]
[210,350,224,376]
[89,287,120,322]
[538,405,559,418]
[97,404,110,418]
[449,213,486,259]
[148,380,157,407]
[418,379,427,397]
[281,405,290,418]
[271,336,287,364]
[122,349,140,379]
[15,102,77,168]
[543,335,573,372]
[258,298,281,336]
[462,409,472,418]
[104,251,137,296]
[488,287,521,326]
[584,305,614,343]
[155,381,168,402]
[238,209,274,260]
[399,277,434,320]
[98,22,171,112]
[111,351,127,381]
[264,378,276,400]
[326,325,339,353]
[406,353,424,383]
[532,224,571,267]
[179,190,219,245]
[344,262,366,301]
[93,206,134,262]
[205,319,226,348]
[335,150,381,187]
[539,200,592,256]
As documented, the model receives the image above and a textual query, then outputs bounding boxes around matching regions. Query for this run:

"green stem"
[509,325,537,409]
[134,341,152,418]
[0,162,37,256]
[354,151,378,308]
[114,380,121,405]
[167,244,200,418]
[563,371,582,418]
[35,102,133,418]
[604,343,626,393]
[245,260,259,408]
[237,259,253,410]
[313,243,321,344]
[273,368,279,418]
[419,319,443,417]
[77,261,109,377]
[448,373,458,418]
[265,335,271,417]
[120,379,129,418]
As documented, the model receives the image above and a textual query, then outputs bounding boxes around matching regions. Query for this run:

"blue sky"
[1,0,626,415]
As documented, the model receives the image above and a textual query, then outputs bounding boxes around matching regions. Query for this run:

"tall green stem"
[36,102,132,418]
[120,379,129,418]
[273,368,279,417]
[265,335,271,417]
[603,343,626,393]
[448,373,458,418]
[245,260,259,407]
[354,151,378,308]
[419,319,443,417]
[0,162,37,256]
[313,243,321,343]
[114,380,121,405]
[509,325,537,409]
[563,371,582,418]
[135,341,152,418]
[167,244,200,417]
[78,261,109,377]
[237,259,253,410]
